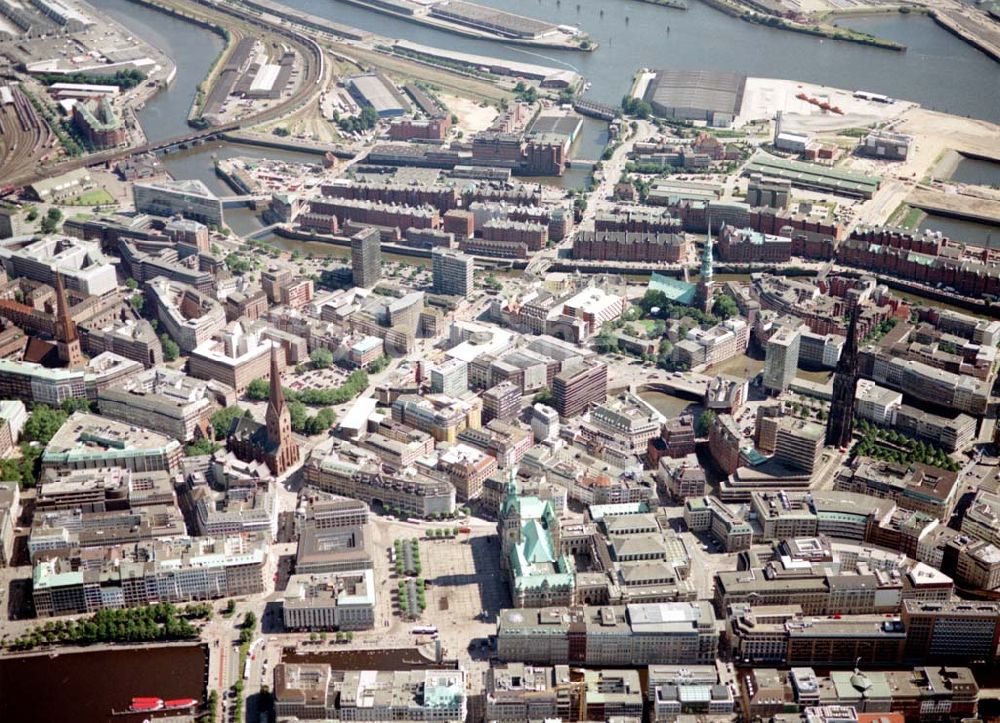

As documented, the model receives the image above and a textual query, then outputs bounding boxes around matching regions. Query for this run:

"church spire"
[695,216,714,313]
[53,271,84,368]
[53,272,77,344]
[267,343,284,415]
[701,216,714,281]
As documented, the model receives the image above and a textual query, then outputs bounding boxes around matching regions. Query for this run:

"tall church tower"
[695,218,715,313]
[826,304,861,448]
[265,344,299,474]
[54,272,84,368]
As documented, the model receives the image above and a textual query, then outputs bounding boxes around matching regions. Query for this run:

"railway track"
[0,86,55,186]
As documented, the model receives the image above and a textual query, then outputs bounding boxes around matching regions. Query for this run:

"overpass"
[221,194,269,208]
[573,97,618,121]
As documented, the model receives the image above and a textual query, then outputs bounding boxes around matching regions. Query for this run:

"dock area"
[931,7,1000,63]
[908,187,1000,228]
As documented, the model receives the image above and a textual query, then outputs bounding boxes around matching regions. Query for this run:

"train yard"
[1,0,326,189]
[0,85,57,190]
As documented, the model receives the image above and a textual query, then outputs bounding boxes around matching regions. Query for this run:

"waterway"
[88,0,225,142]
[918,213,998,248]
[948,156,1000,187]
[282,0,1000,122]
[0,644,207,723]
[87,0,1000,249]
[158,140,328,237]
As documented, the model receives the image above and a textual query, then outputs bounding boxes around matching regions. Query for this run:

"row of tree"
[246,369,369,407]
[7,603,199,650]
[852,420,961,472]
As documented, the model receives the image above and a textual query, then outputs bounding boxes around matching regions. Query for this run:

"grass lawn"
[70,188,115,206]
[899,205,925,230]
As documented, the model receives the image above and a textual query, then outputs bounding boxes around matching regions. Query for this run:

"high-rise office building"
[432,248,474,298]
[351,227,381,289]
[773,418,825,474]
[827,305,860,448]
[763,323,801,393]
[552,361,608,418]
[430,358,468,396]
[483,381,520,424]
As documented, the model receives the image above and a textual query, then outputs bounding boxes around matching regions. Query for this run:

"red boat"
[129,697,163,712]
[164,699,198,710]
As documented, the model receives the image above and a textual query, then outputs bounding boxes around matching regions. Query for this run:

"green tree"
[129,294,144,313]
[696,410,716,437]
[160,334,180,362]
[305,407,336,435]
[60,397,92,414]
[621,95,653,119]
[185,438,220,456]
[0,458,23,486]
[368,355,390,374]
[594,325,619,353]
[712,295,739,320]
[225,254,251,275]
[24,405,68,444]
[310,347,334,369]
[125,278,139,290]
[533,386,553,404]
[210,406,245,439]
[246,378,270,401]
[288,401,309,433]
[39,207,63,234]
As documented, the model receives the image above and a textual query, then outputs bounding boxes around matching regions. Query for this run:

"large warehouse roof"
[644,69,747,116]
[348,74,407,116]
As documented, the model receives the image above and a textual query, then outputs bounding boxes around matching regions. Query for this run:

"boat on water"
[129,697,163,712]
[126,696,197,713]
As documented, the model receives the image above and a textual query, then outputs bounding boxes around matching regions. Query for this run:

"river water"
[281,0,1000,122]
[0,644,207,723]
[99,0,999,149]
[89,0,225,142]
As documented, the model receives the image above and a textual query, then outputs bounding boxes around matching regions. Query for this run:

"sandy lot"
[440,93,499,134]
[738,77,915,130]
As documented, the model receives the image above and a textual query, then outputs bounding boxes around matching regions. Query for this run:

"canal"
[89,0,224,142]
[947,156,1000,187]
[918,213,997,248]
[0,644,207,723]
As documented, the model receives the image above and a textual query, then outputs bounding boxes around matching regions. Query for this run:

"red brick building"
[227,346,300,476]
[573,231,686,263]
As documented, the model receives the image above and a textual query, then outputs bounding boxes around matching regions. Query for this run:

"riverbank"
[330,0,597,51]
[219,130,355,158]
[929,7,1000,63]
[634,0,688,9]
[120,0,235,125]
[697,0,905,50]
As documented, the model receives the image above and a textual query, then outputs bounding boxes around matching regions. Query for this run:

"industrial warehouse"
[642,69,748,127]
